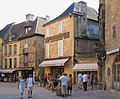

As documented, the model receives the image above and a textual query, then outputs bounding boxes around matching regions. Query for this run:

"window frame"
[9,45,12,55]
[58,22,62,33]
[14,44,17,54]
[112,24,116,39]
[58,40,63,57]
[45,43,49,58]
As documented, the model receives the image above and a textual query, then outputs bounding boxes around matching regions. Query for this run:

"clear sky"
[0,0,99,30]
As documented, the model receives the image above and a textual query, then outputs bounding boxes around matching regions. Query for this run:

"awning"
[16,67,33,71]
[0,69,16,73]
[73,63,98,71]
[39,58,69,67]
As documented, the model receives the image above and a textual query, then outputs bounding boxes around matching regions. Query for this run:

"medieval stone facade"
[40,1,99,83]
[0,14,46,81]
[99,0,120,91]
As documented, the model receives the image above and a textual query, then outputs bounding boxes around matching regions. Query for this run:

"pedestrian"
[26,74,35,99]
[67,74,72,96]
[59,73,68,98]
[52,75,58,92]
[78,72,83,89]
[82,72,88,91]
[18,75,25,99]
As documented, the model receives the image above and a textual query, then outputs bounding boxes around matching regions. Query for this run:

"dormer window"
[9,33,12,41]
[28,27,32,31]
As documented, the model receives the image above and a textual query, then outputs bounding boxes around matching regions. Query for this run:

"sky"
[0,0,99,30]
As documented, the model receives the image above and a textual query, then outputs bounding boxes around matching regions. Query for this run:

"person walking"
[78,72,83,89]
[67,74,72,96]
[59,73,68,98]
[82,72,88,91]
[26,74,35,99]
[18,75,25,99]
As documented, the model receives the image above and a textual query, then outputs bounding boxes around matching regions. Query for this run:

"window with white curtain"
[45,43,49,58]
[58,40,63,57]
[46,27,49,37]
[58,22,62,33]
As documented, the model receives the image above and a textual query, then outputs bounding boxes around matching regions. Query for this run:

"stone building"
[40,1,99,83]
[99,0,120,91]
[0,22,20,81]
[0,37,2,69]
[0,14,46,81]
[18,14,46,80]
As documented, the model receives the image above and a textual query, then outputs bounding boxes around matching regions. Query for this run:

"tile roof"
[0,16,46,43]
[18,17,46,40]
[44,2,98,26]
[0,23,14,38]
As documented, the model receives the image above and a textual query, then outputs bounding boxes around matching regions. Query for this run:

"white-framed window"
[58,40,63,57]
[45,43,49,58]
[46,27,49,37]
[58,22,62,33]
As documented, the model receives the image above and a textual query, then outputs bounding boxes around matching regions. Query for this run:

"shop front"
[0,69,16,82]
[73,63,98,84]
[39,58,70,77]
[112,55,120,91]
[16,67,34,79]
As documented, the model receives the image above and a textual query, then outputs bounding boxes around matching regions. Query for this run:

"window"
[46,27,49,37]
[9,58,12,68]
[9,34,12,41]
[45,43,49,58]
[58,40,63,57]
[114,64,120,81]
[5,46,7,55]
[5,59,7,69]
[112,24,116,39]
[14,58,17,68]
[58,22,62,33]
[24,54,28,67]
[9,45,12,55]
[14,44,17,54]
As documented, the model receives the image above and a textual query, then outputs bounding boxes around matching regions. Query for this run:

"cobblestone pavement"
[0,82,120,99]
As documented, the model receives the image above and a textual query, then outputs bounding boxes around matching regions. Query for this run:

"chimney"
[78,1,87,37]
[26,14,34,22]
[46,15,50,22]
[78,1,87,15]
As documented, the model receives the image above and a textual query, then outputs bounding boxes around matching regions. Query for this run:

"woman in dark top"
[67,74,72,96]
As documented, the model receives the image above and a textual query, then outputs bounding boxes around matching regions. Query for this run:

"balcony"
[23,48,28,54]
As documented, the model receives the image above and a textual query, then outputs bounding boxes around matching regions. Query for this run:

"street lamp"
[94,42,106,90]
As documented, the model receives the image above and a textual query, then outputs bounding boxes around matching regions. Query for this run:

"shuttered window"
[46,27,49,37]
[58,22,62,33]
[46,43,49,58]
[58,40,63,57]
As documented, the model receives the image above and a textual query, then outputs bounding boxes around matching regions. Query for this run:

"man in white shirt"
[59,73,68,98]
[26,74,35,98]
[82,72,88,91]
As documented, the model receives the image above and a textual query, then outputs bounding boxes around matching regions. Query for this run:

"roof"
[18,17,46,40]
[0,23,14,38]
[0,16,46,43]
[44,2,98,26]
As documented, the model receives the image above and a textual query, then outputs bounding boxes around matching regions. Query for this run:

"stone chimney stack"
[78,1,87,15]
[78,1,87,37]
[26,14,34,22]
[46,15,50,22]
